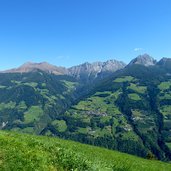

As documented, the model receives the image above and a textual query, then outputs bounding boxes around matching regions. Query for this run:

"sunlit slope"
[46,73,170,159]
[0,131,171,171]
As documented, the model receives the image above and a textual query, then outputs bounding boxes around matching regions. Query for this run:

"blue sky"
[0,0,171,70]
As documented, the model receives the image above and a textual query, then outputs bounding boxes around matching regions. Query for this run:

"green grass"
[100,116,112,123]
[23,82,38,88]
[0,101,16,111]
[0,131,171,171]
[61,80,78,94]
[131,110,142,117]
[94,126,112,137]
[113,76,134,83]
[128,83,147,94]
[11,80,38,88]
[159,92,171,100]
[77,127,89,134]
[94,91,112,97]
[160,105,171,116]
[121,131,139,141]
[0,85,6,89]
[24,106,44,124]
[11,80,22,84]
[41,83,46,87]
[61,80,77,88]
[158,81,171,90]
[128,93,141,101]
[166,143,171,150]
[17,101,27,112]
[52,120,67,132]
[74,91,121,115]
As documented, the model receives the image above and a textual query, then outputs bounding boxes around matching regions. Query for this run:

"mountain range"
[1,53,169,78]
[1,59,126,81]
[1,54,171,161]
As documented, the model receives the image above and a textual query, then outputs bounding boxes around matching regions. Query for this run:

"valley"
[0,54,171,161]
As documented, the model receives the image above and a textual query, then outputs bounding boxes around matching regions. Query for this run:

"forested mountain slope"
[1,54,171,161]
[0,71,81,134]
[42,57,171,160]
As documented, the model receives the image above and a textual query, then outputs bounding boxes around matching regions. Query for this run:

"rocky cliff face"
[129,54,157,66]
[157,57,171,66]
[68,60,126,79]
[156,57,171,72]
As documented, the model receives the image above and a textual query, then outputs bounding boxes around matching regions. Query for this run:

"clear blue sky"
[0,0,171,70]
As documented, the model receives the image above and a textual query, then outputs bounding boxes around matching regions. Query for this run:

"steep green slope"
[1,61,171,161]
[0,131,171,171]
[41,64,171,160]
[0,72,80,134]
[42,75,149,157]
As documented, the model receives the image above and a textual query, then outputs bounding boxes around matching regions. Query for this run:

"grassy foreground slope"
[0,131,171,171]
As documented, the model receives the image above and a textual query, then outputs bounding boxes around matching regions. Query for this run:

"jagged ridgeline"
[1,54,171,161]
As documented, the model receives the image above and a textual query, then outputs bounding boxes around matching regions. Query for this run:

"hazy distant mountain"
[128,54,157,66]
[1,62,68,75]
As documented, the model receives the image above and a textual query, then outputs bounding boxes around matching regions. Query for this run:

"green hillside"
[0,131,171,171]
[43,69,171,160]
[0,72,81,134]
[1,61,171,161]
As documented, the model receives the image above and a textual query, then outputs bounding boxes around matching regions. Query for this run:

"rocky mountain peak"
[68,59,126,79]
[156,57,171,72]
[129,54,157,66]
[102,59,126,71]
[157,57,171,65]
